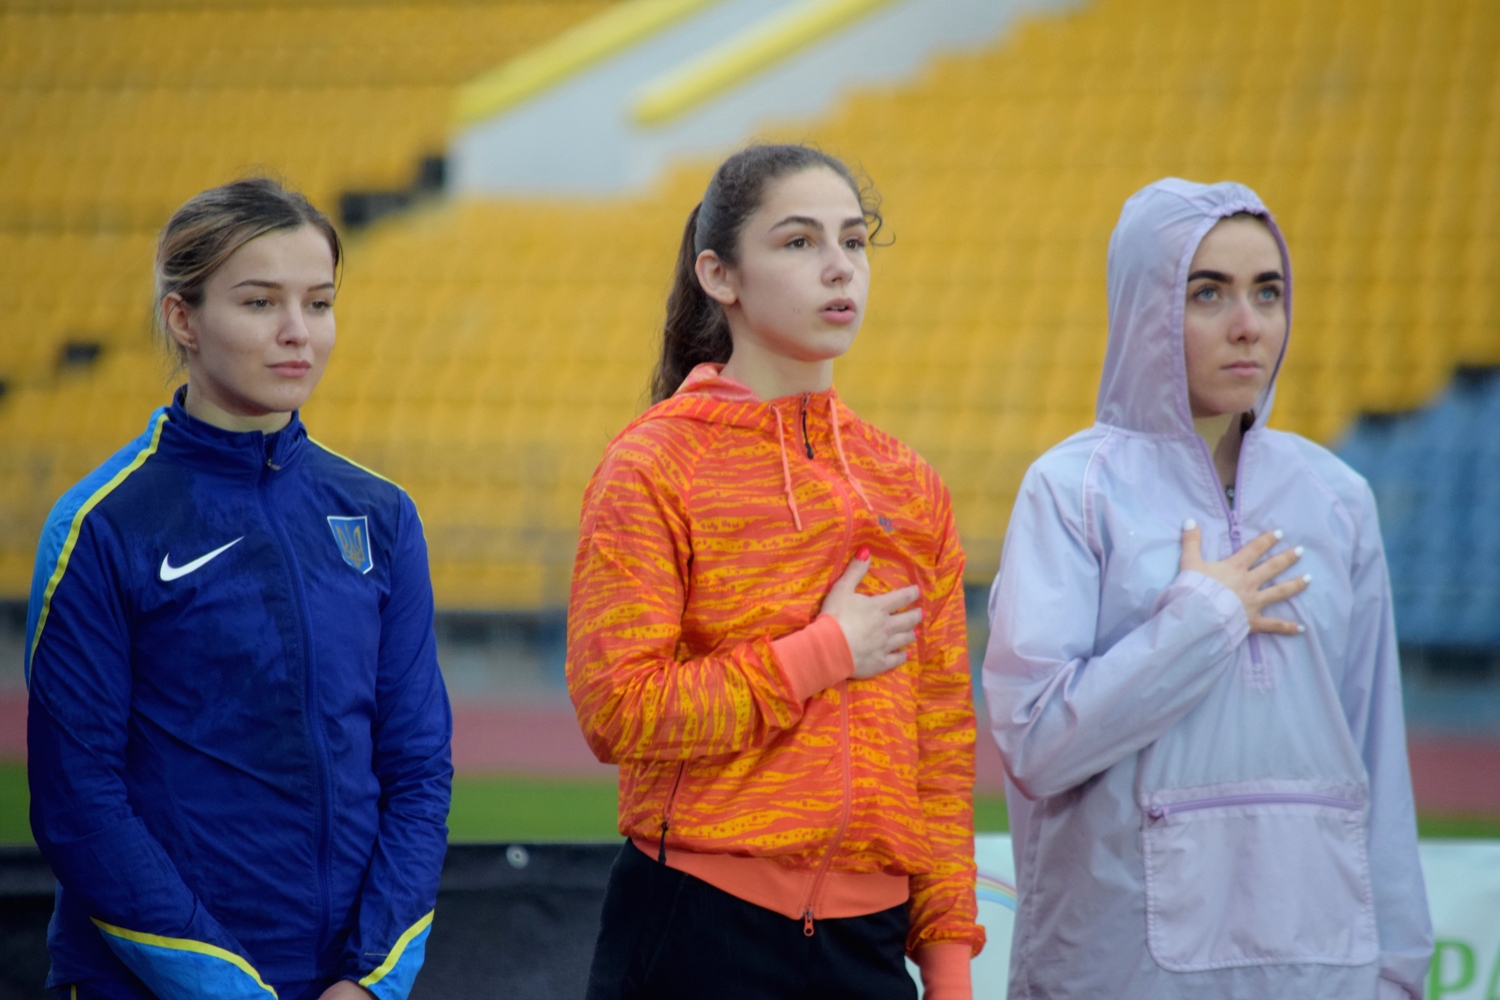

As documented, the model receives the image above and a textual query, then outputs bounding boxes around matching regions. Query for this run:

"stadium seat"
[0,0,1496,609]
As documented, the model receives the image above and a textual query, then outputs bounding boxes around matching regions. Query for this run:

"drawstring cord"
[773,408,804,531]
[772,396,870,530]
[827,396,872,511]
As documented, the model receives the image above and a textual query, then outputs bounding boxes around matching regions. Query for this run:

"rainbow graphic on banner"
[977,869,1017,911]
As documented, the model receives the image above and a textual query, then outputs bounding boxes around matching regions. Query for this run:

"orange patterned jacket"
[567,364,983,957]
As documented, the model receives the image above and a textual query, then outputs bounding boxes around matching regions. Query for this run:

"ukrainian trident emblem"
[327,516,373,574]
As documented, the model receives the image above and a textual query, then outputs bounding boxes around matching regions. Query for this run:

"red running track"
[3,695,1498,815]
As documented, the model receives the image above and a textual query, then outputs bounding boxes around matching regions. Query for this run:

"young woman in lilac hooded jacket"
[983,178,1433,999]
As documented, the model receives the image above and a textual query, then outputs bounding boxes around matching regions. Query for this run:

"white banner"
[909,835,1500,999]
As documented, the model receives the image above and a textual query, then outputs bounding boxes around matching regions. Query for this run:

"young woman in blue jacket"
[25,178,452,1000]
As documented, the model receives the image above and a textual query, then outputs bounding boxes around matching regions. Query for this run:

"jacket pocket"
[1140,779,1379,972]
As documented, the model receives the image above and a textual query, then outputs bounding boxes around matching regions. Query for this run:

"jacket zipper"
[798,467,858,935]
[257,448,333,950]
[658,761,686,864]
[1193,427,1263,668]
[800,394,814,459]
[1147,791,1360,821]
[801,679,853,936]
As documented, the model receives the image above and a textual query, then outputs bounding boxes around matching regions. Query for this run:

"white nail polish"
[1274,529,1284,540]
[1297,624,1307,634]
[1183,518,1197,531]
[1294,546,1305,556]
[1302,574,1313,584]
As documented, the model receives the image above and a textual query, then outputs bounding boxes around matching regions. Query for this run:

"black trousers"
[586,841,918,1000]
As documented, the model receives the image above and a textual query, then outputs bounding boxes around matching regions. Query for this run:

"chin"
[251,389,316,416]
[800,330,859,361]
[1205,393,1262,417]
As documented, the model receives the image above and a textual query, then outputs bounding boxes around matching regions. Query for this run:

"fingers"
[1179,519,1203,572]
[883,629,918,653]
[1230,529,1283,569]
[1246,545,1303,587]
[1245,573,1311,638]
[1250,615,1307,636]
[884,606,922,632]
[855,646,909,680]
[872,584,922,613]
[830,546,872,596]
[1251,573,1312,612]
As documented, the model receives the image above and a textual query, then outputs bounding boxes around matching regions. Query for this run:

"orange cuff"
[770,614,855,702]
[914,943,972,1000]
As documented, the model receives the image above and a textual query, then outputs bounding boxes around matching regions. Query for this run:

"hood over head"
[1096,178,1293,436]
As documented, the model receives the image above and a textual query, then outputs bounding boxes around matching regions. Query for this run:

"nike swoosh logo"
[159,537,244,582]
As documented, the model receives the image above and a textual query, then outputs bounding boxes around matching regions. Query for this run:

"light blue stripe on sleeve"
[359,911,434,1000]
[25,408,168,686]
[92,918,277,1000]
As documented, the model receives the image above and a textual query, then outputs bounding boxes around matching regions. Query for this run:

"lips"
[1222,361,1262,376]
[820,297,858,324]
[269,361,312,376]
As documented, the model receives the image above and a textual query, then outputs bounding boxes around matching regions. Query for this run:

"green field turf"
[2,762,1496,844]
[0,762,25,843]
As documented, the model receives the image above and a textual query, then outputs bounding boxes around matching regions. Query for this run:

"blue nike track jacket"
[25,395,452,1000]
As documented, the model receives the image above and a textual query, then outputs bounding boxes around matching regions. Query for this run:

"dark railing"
[0,842,622,1000]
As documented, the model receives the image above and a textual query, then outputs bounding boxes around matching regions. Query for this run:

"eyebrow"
[231,279,337,291]
[769,215,868,232]
[1186,269,1284,283]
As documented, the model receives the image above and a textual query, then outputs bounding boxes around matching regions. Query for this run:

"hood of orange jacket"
[567,364,982,955]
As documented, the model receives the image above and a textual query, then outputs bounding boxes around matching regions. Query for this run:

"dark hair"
[649,144,882,403]
[155,176,342,374]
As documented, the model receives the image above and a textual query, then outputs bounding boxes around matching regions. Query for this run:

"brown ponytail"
[649,144,882,403]
[650,204,734,404]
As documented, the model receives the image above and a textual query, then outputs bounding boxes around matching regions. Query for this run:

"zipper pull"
[800,394,814,459]
[657,820,669,865]
[803,909,815,937]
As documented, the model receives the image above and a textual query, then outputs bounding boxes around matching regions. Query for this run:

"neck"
[719,341,833,402]
[183,382,293,434]
[1192,412,1243,487]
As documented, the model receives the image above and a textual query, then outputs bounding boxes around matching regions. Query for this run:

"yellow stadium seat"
[0,0,1497,607]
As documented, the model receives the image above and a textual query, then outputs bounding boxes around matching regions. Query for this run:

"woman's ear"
[695,250,737,307]
[162,294,197,354]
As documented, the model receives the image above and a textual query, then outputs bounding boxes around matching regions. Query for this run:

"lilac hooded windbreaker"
[982,179,1433,1000]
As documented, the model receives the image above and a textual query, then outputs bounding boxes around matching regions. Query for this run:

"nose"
[1227,292,1263,343]
[279,303,312,347]
[824,242,855,286]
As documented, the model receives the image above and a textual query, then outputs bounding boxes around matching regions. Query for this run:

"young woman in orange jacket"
[568,144,983,1000]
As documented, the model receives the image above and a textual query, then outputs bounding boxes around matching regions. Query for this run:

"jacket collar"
[635,364,872,529]
[153,385,308,476]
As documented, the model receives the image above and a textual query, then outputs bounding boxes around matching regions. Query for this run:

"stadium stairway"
[321,0,1500,607]
[0,0,617,593]
[0,0,1496,609]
